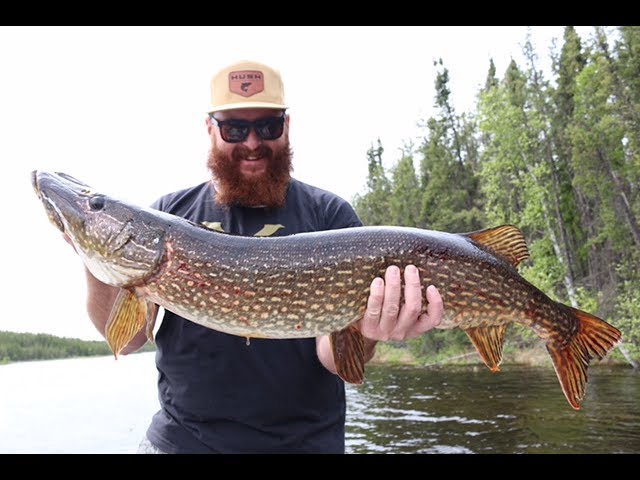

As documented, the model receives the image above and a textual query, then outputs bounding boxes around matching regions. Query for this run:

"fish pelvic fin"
[464,225,530,268]
[546,307,622,410]
[105,288,148,358]
[330,325,366,384]
[464,325,507,372]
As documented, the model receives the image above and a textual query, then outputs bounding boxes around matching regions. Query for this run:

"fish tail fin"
[105,289,148,358]
[546,307,622,410]
[330,325,366,384]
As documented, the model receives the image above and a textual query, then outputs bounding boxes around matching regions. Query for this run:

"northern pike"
[31,170,622,410]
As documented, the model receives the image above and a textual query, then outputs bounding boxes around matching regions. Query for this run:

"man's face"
[206,108,293,208]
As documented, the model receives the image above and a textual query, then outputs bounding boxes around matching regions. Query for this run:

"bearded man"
[78,60,443,453]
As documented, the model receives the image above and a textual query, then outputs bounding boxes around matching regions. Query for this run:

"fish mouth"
[31,170,93,234]
[32,170,65,232]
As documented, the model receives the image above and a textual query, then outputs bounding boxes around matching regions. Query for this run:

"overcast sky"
[0,26,595,340]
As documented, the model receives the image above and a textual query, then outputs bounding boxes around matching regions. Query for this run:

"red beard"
[207,138,293,208]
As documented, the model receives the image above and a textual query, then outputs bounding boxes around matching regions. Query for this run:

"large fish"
[31,170,622,410]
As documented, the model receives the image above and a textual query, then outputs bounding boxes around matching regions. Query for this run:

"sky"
[0,26,596,341]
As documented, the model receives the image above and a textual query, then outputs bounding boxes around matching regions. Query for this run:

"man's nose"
[242,128,262,150]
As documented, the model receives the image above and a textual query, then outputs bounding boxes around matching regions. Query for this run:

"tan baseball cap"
[208,60,287,113]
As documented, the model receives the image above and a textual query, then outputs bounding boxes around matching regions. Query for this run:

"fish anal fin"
[464,324,508,372]
[464,225,530,268]
[546,307,622,410]
[105,288,148,358]
[330,325,366,384]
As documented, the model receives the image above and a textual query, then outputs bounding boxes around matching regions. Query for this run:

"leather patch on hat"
[228,70,264,97]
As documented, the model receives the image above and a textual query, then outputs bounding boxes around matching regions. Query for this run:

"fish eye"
[88,195,106,211]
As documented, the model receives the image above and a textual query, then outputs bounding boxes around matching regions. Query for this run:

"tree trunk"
[617,344,639,370]
[598,148,640,249]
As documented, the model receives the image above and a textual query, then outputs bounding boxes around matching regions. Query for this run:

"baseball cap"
[208,60,287,113]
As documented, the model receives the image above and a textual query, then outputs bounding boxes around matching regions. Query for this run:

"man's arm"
[316,264,443,375]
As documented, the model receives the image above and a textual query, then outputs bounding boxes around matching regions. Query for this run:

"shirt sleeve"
[323,195,363,230]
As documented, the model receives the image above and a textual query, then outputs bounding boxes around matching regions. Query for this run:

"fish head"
[32,170,166,287]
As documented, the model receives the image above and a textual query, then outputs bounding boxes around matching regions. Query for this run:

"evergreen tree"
[389,153,421,226]
[352,139,392,226]
[418,59,484,233]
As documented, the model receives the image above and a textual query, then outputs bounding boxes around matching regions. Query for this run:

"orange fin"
[546,307,622,410]
[330,325,366,384]
[464,225,530,267]
[144,302,159,344]
[464,325,507,372]
[105,288,148,358]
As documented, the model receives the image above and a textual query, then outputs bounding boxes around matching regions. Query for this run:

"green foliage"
[352,140,392,226]
[389,154,421,226]
[353,26,640,367]
[611,251,640,360]
[0,331,155,363]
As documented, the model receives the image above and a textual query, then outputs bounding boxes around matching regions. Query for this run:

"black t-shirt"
[145,178,363,453]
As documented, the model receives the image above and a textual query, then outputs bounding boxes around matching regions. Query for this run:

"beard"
[207,137,293,208]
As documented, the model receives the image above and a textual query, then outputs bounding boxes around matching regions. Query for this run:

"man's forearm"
[85,267,120,337]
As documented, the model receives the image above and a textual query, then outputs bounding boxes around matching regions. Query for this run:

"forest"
[353,26,639,367]
[0,331,155,364]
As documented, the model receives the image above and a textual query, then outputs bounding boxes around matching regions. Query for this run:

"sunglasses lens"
[214,115,285,143]
[255,117,284,140]
[220,122,250,143]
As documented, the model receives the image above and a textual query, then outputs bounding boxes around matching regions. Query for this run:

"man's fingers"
[409,285,443,336]
[377,266,402,335]
[361,276,384,337]
[389,265,423,339]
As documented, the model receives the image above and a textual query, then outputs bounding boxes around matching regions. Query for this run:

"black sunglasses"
[209,113,286,143]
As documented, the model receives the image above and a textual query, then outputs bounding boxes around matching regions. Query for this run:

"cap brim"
[208,102,288,113]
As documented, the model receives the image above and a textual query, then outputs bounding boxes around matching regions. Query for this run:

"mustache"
[232,144,272,161]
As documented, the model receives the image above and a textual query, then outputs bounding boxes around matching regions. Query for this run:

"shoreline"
[370,343,629,368]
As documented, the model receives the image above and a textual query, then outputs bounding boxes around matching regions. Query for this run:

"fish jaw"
[31,170,167,288]
[31,170,84,234]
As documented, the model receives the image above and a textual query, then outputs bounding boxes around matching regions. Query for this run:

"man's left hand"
[359,264,443,342]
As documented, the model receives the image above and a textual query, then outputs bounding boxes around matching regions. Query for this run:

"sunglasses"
[209,113,286,143]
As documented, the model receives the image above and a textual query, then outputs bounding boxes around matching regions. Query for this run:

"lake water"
[1,352,638,454]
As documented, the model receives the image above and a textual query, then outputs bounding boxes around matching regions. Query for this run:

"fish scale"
[31,170,622,410]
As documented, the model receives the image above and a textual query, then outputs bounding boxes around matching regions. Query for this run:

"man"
[80,60,444,453]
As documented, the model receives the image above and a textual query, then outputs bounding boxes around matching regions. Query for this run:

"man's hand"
[359,265,443,342]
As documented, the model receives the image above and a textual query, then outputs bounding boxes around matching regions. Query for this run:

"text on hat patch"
[229,70,264,97]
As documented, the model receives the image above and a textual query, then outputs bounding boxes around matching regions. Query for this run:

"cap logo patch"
[229,70,264,97]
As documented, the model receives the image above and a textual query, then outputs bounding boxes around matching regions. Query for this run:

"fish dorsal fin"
[330,325,366,384]
[464,225,530,267]
[464,325,508,372]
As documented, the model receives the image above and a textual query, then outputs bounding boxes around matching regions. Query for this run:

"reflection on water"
[345,364,640,453]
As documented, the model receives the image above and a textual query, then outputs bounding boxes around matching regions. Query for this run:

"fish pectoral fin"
[546,307,622,410]
[330,325,366,384]
[105,288,148,358]
[144,302,159,344]
[464,324,507,372]
[464,225,530,268]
